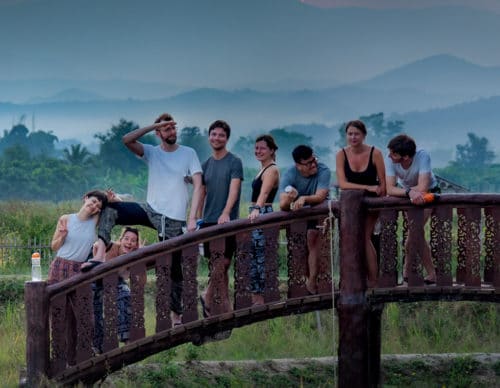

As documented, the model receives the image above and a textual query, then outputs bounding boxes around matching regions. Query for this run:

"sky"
[1,0,500,89]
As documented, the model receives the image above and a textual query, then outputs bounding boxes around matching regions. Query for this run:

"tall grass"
[0,303,25,387]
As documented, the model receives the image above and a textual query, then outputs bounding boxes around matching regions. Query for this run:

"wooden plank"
[25,281,50,385]
[316,217,333,294]
[378,210,399,288]
[75,283,94,364]
[206,237,230,316]
[180,244,200,323]
[484,207,500,287]
[155,252,172,332]
[102,273,119,353]
[286,221,309,298]
[405,208,425,286]
[457,208,482,287]
[49,293,66,375]
[234,231,253,309]
[430,206,453,286]
[264,226,281,303]
[129,262,147,341]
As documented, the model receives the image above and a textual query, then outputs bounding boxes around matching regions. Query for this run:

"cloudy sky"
[1,0,500,89]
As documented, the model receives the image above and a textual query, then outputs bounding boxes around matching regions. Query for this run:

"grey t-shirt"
[385,149,438,189]
[202,152,244,223]
[279,162,331,197]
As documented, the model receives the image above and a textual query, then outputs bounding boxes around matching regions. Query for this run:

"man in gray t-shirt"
[279,145,331,295]
[199,120,243,316]
[386,134,437,284]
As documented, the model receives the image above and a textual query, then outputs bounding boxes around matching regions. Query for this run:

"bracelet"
[250,205,261,211]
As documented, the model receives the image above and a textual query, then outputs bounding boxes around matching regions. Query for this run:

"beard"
[165,135,177,145]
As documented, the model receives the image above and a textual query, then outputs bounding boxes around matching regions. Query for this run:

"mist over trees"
[0,114,497,202]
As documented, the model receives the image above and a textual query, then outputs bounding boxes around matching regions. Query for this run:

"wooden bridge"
[25,191,500,387]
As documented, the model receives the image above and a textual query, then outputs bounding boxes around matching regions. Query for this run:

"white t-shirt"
[385,149,438,189]
[143,144,202,220]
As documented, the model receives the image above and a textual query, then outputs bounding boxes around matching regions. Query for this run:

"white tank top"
[56,214,97,262]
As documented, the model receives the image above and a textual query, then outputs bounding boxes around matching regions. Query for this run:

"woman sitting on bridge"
[48,189,108,365]
[92,226,141,352]
[336,120,386,288]
[248,135,280,306]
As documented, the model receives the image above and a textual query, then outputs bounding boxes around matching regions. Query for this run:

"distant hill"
[27,88,106,103]
[393,95,500,153]
[1,55,499,157]
[356,54,500,98]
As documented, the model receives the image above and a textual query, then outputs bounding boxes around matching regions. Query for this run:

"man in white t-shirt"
[385,134,437,283]
[94,113,203,326]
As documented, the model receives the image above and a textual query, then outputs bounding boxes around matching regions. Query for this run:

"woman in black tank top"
[335,120,386,288]
[248,135,280,306]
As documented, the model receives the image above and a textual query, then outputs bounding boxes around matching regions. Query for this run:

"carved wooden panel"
[155,253,172,332]
[316,217,333,294]
[405,208,425,286]
[207,237,229,315]
[457,208,481,287]
[129,262,146,341]
[263,226,281,303]
[102,273,119,352]
[286,221,308,298]
[234,231,252,309]
[181,245,199,323]
[75,283,94,364]
[49,293,67,375]
[484,207,500,286]
[378,210,399,287]
[430,206,453,286]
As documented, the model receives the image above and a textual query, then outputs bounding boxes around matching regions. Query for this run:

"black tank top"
[251,163,278,203]
[343,147,378,186]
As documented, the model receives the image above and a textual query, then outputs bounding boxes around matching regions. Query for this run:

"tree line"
[0,113,498,202]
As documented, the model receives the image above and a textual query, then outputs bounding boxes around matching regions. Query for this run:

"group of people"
[47,113,439,361]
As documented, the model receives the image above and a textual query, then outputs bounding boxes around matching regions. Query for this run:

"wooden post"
[337,190,374,387]
[25,281,50,385]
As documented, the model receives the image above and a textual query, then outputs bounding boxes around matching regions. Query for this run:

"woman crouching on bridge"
[336,120,386,288]
[92,226,141,353]
[248,135,280,306]
[48,190,108,364]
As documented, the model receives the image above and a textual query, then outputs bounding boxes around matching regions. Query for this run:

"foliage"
[452,132,495,169]
[94,118,154,175]
[334,112,404,150]
[436,132,499,192]
[179,126,211,163]
[232,127,332,168]
[0,124,59,158]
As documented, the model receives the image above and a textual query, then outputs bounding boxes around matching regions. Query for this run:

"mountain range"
[1,54,499,164]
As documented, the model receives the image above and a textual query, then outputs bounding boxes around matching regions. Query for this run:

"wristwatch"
[405,188,411,198]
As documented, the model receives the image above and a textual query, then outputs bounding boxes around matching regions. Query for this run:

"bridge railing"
[363,193,500,289]
[25,202,338,384]
[25,192,500,386]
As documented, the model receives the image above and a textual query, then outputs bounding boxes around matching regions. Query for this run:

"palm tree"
[63,144,91,166]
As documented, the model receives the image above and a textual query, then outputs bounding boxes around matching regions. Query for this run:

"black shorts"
[199,222,237,259]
